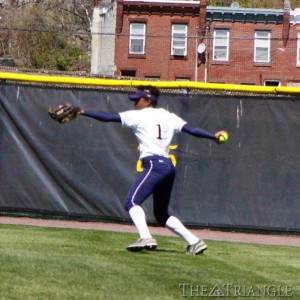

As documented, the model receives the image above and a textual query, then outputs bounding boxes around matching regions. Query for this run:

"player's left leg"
[125,156,173,251]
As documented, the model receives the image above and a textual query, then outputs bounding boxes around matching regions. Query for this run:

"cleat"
[186,240,207,255]
[127,238,158,252]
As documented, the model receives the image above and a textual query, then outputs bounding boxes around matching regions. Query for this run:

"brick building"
[111,0,300,86]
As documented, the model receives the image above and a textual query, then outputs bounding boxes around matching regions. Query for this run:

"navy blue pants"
[124,155,176,226]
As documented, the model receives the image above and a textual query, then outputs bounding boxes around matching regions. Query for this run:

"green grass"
[0,225,299,300]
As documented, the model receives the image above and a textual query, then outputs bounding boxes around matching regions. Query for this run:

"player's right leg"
[165,216,207,255]
[152,160,207,255]
[186,239,207,255]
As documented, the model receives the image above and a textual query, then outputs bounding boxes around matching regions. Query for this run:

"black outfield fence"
[0,82,299,232]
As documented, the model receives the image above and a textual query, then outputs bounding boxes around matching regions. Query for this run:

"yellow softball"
[218,131,228,143]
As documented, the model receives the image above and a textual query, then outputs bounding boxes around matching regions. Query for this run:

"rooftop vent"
[231,2,239,8]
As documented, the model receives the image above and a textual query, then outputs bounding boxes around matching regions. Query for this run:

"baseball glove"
[48,103,81,124]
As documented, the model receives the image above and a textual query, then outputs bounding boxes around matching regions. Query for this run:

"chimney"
[198,0,207,43]
[116,0,124,34]
[282,0,290,47]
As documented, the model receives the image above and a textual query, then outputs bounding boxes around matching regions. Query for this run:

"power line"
[0,26,298,41]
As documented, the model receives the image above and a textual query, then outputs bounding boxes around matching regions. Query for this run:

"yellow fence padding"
[1,71,300,95]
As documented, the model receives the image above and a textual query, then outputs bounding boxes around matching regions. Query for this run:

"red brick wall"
[115,13,201,81]
[114,2,300,85]
[206,21,300,85]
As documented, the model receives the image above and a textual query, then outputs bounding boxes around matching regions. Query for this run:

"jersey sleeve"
[170,113,187,133]
[119,110,140,128]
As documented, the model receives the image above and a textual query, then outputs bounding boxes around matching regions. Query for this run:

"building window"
[175,77,190,81]
[265,80,280,86]
[171,24,187,56]
[129,23,146,54]
[297,32,300,65]
[144,76,160,80]
[213,29,230,61]
[254,31,271,63]
[121,70,136,77]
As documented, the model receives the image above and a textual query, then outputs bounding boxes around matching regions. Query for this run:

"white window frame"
[254,30,271,63]
[297,32,300,66]
[129,23,146,54]
[213,29,230,61]
[171,24,188,56]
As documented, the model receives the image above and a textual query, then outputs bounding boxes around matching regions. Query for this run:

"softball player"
[80,86,224,255]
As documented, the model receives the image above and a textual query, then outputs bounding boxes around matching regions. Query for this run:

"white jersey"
[119,108,186,159]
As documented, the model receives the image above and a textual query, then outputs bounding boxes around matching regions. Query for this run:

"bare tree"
[0,0,93,70]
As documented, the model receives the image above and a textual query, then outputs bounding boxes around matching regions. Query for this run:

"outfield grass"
[0,224,298,300]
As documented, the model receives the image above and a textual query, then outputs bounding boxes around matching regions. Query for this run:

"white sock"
[166,216,199,245]
[129,205,152,239]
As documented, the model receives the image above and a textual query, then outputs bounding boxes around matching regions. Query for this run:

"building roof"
[207,6,283,15]
[206,6,284,23]
[122,0,300,24]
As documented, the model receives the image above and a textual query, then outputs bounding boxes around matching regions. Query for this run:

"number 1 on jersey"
[156,124,162,139]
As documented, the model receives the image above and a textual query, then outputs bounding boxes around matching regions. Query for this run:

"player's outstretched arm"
[182,124,216,139]
[182,124,227,143]
[80,110,121,123]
